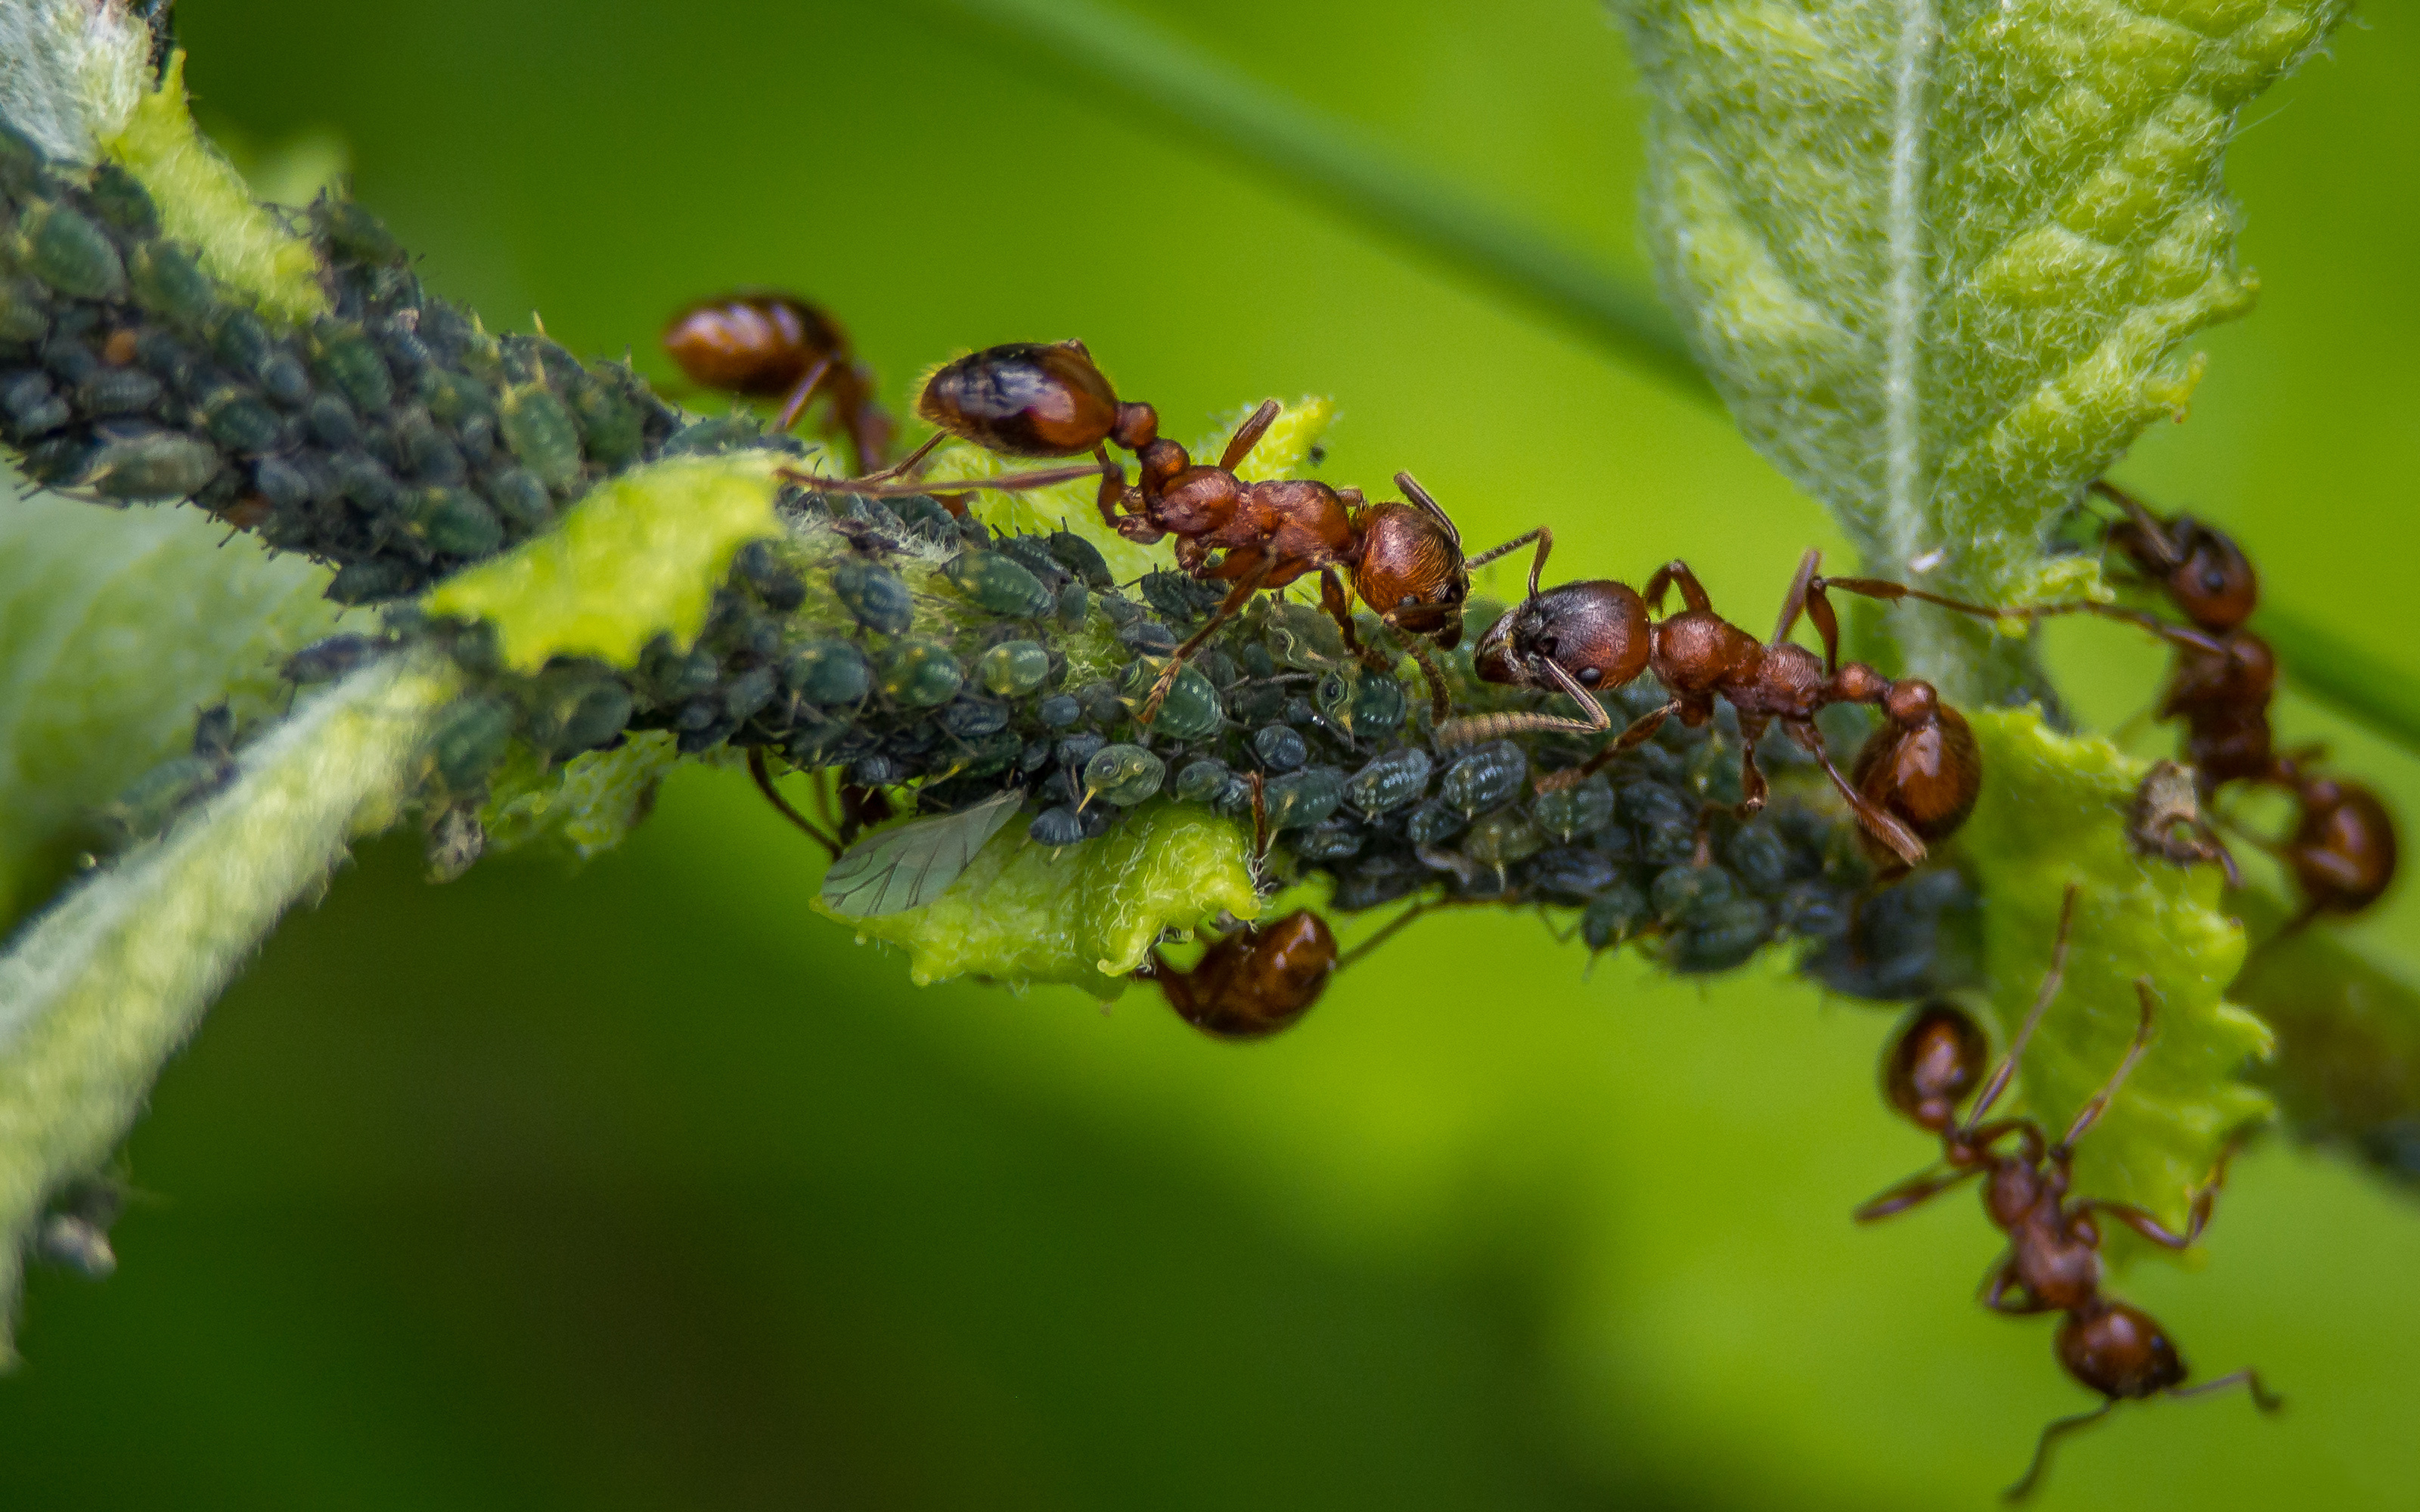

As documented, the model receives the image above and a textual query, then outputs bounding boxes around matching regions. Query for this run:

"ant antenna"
[2004,1399,2116,1502]
[1964,883,2080,1132]
[1394,472,1463,548]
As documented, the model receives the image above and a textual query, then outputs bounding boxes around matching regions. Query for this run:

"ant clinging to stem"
[661,291,896,473]
[1441,539,1980,874]
[792,339,1544,723]
[1862,885,2277,1501]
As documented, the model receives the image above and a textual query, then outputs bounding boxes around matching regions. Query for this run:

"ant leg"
[1094,445,1131,527]
[1642,559,1715,615]
[748,748,842,860]
[1816,577,2232,658]
[1336,900,1431,971]
[1528,696,1680,792]
[1218,399,1283,472]
[1436,658,1614,748]
[773,355,835,434]
[1803,578,1846,674]
[2054,978,2158,1154]
[801,460,1112,500]
[2003,1401,2118,1503]
[1248,771,1270,868]
[2077,1129,2249,1249]
[1965,885,2081,1129]
[1980,1266,2054,1316]
[1140,556,1275,723]
[1318,568,1388,671]
[1736,715,1770,815]
[1852,1162,1981,1222]
[2167,1370,2284,1412]
[1381,625,1454,727]
[1770,547,1822,646]
[1802,735,1926,867]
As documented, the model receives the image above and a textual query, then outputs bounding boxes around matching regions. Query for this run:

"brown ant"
[821,340,1534,720]
[1441,542,1978,872]
[1813,485,2397,922]
[662,291,895,472]
[1147,909,1338,1041]
[1860,888,2278,1501]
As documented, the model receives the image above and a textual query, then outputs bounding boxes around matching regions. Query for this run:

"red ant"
[805,341,1535,721]
[1148,909,1338,1040]
[1811,483,2397,923]
[662,291,895,472]
[1860,887,2278,1501]
[1441,541,1978,873]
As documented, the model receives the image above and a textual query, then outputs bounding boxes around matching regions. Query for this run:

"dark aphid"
[1263,767,1345,832]
[1669,899,1773,973]
[212,308,274,379]
[1140,569,1221,624]
[937,697,1010,739]
[1344,746,1432,814]
[830,559,914,636]
[395,407,467,483]
[1649,863,1734,922]
[311,321,397,412]
[1580,883,1650,951]
[1293,820,1364,862]
[977,640,1051,697]
[877,639,965,708]
[23,201,126,301]
[1723,819,1795,894]
[1117,619,1178,656]
[304,392,362,448]
[1028,803,1087,847]
[724,665,780,723]
[1253,724,1308,773]
[1151,909,1338,1043]
[1404,800,1466,845]
[0,367,68,435]
[990,533,1065,587]
[945,549,1053,618]
[1349,668,1408,738]
[1461,809,1544,869]
[498,382,582,489]
[430,696,515,789]
[249,455,314,511]
[326,559,420,606]
[282,634,380,685]
[1054,732,1109,773]
[1035,692,1082,729]
[0,276,52,344]
[786,640,872,705]
[485,466,552,531]
[1074,680,1125,725]
[1618,780,1692,830]
[1440,741,1527,816]
[523,667,634,758]
[410,487,505,558]
[1529,847,1617,899]
[126,241,212,327]
[85,161,160,234]
[1082,743,1165,808]
[76,365,163,416]
[1174,758,1231,804]
[199,388,282,454]
[572,378,644,466]
[97,753,229,844]
[317,200,407,265]
[1048,529,1114,590]
[1531,778,1615,841]
[83,425,224,500]
[259,349,311,407]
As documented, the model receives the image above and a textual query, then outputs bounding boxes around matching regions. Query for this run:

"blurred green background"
[5,1,2419,1507]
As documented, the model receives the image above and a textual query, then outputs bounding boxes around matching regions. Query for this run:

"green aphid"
[98,754,227,844]
[326,559,419,605]
[1669,900,1773,974]
[944,550,1053,618]
[211,307,272,378]
[1174,757,1231,804]
[85,162,160,235]
[571,378,642,466]
[1263,767,1346,832]
[1650,863,1735,922]
[1047,530,1113,590]
[0,121,46,194]
[1351,670,1407,737]
[23,200,125,301]
[0,274,50,342]
[498,383,584,491]
[483,467,552,531]
[430,696,516,790]
[419,366,489,423]
[200,389,281,454]
[411,487,505,557]
[642,638,721,700]
[786,640,873,705]
[75,367,162,416]
[126,243,212,327]
[1118,658,1222,741]
[1462,809,1545,869]
[1081,744,1165,809]
[831,559,914,635]
[978,640,1051,696]
[1531,779,1615,842]
[1581,884,1650,951]
[311,321,396,411]
[1343,746,1432,814]
[318,200,405,265]
[523,666,634,758]
[879,638,965,708]
[84,429,223,500]
[1055,578,1089,625]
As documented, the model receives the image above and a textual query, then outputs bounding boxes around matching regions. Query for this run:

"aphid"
[82,425,225,500]
[1439,739,1528,816]
[976,639,1052,697]
[1262,767,1347,832]
[1448,546,1956,869]
[23,201,126,301]
[1081,743,1165,808]
[817,789,1025,916]
[829,558,914,636]
[1149,909,1338,1042]
[660,291,894,472]
[1857,888,2277,1501]
[1344,746,1433,815]
[943,549,1053,618]
[876,639,965,708]
[281,633,382,686]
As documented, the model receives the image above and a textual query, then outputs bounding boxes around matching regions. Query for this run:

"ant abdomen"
[1851,681,1981,870]
[1151,909,1338,1042]
[2286,773,2398,917]
[1882,1002,1988,1132]
[917,341,1156,457]
[662,291,842,398]
[2057,1301,2187,1400]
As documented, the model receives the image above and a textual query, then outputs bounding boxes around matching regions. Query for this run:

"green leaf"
[422,451,786,673]
[815,800,1259,997]
[1616,0,2342,696]
[478,730,681,861]
[1959,708,2273,1240]
[0,650,461,1356]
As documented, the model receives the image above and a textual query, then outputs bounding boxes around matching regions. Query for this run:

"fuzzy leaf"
[1617,0,2342,694]
[423,452,787,672]
[1959,708,2273,1240]
[816,800,1259,997]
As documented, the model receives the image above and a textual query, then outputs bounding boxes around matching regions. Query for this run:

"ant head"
[1882,677,1941,726]
[917,342,1122,458]
[1472,581,1651,695]
[2055,1302,2186,1401]
[1882,1002,1989,1132]
[1355,503,1468,638]
[2163,519,2258,632]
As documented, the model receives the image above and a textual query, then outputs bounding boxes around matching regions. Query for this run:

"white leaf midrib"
[1881,0,1938,578]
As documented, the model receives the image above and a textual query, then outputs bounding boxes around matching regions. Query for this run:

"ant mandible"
[828,340,1538,721]
[1439,541,1978,872]
[661,291,895,472]
[1860,887,2278,1501]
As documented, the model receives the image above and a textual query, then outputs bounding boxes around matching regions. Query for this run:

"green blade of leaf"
[819,789,1028,919]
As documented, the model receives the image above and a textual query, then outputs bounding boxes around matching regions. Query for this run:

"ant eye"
[2201,569,2229,595]
[1398,594,1416,607]
[1579,668,1602,685]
